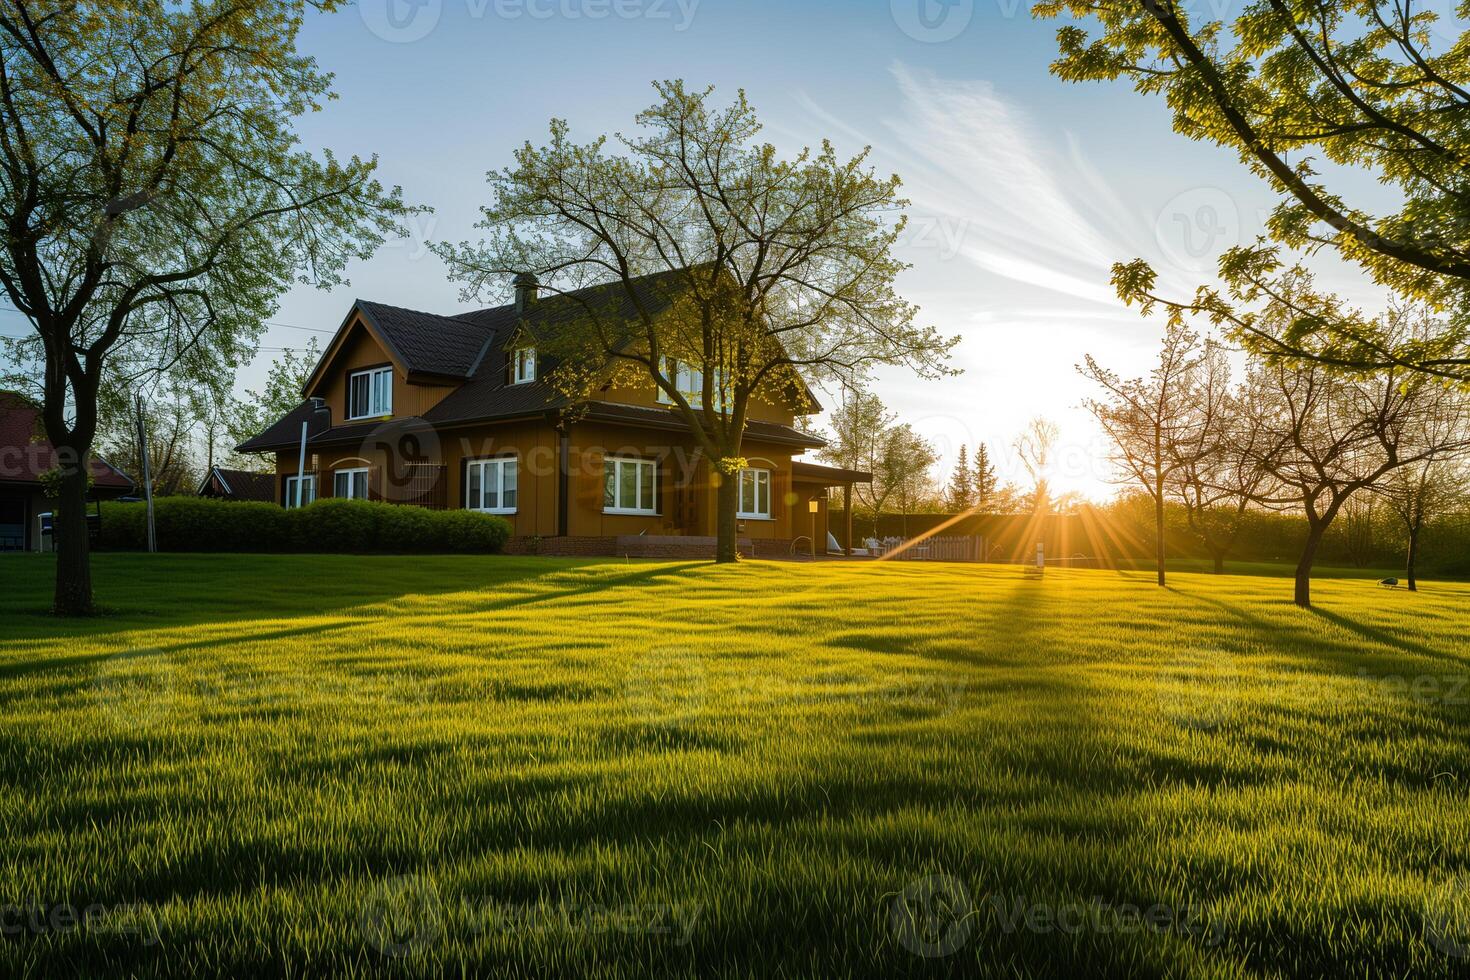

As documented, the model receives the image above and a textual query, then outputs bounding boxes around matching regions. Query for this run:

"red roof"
[0,392,135,491]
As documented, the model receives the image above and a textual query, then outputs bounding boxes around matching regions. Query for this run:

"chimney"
[513,272,539,313]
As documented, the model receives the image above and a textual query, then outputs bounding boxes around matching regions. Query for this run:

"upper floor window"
[348,366,392,420]
[737,467,771,519]
[512,348,537,384]
[656,358,728,412]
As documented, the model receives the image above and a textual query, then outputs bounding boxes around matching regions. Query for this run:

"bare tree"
[1080,322,1207,585]
[1013,417,1060,516]
[1167,343,1276,574]
[1240,351,1469,607]
[1375,387,1470,589]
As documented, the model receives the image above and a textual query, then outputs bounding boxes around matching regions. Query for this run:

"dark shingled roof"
[238,269,823,453]
[0,391,135,491]
[355,300,493,379]
[198,466,277,502]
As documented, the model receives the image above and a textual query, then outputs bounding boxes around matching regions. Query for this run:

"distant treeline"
[832,495,1470,576]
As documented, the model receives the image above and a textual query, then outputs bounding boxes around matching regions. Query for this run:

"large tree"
[0,0,413,613]
[1037,0,1470,381]
[1238,302,1469,606]
[433,81,955,563]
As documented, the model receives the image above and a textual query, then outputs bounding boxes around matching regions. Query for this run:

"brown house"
[0,391,134,552]
[237,272,868,557]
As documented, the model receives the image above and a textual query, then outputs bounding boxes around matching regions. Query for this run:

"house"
[0,391,135,552]
[197,466,277,503]
[236,271,870,557]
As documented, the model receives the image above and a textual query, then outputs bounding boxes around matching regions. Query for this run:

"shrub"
[98,497,509,554]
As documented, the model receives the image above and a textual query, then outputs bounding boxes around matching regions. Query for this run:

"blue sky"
[197,1,1398,495]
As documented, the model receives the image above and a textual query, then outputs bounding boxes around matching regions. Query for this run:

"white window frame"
[737,467,772,520]
[334,467,370,501]
[466,456,519,515]
[512,347,537,384]
[603,456,658,516]
[656,358,728,413]
[284,474,316,509]
[347,366,393,420]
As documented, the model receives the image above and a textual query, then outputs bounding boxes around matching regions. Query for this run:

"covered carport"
[789,461,872,556]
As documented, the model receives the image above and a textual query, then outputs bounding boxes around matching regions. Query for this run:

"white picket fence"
[878,535,985,562]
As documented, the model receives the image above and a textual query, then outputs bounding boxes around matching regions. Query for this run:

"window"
[348,366,393,419]
[738,467,771,519]
[603,457,657,515]
[334,467,369,501]
[466,457,518,514]
[284,475,316,509]
[656,358,728,412]
[512,347,536,384]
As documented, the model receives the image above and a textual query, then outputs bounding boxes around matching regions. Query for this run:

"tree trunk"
[1406,525,1420,592]
[714,468,739,563]
[1294,521,1325,609]
[1212,551,1225,575]
[52,463,94,615]
[1154,488,1166,587]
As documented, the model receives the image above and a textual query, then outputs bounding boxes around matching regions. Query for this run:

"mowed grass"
[1,554,1468,978]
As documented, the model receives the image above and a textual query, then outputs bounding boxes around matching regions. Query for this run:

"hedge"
[97,497,510,554]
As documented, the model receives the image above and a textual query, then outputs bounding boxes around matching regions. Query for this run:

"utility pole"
[135,393,156,553]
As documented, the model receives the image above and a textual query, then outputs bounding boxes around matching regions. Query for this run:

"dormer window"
[348,366,392,420]
[512,347,537,385]
[657,357,728,412]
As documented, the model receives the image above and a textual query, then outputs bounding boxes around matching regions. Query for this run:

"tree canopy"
[434,80,954,561]
[1037,0,1470,380]
[0,0,416,612]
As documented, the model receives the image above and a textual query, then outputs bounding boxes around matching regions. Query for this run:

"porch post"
[843,482,853,556]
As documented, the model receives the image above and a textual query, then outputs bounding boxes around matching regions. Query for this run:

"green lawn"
[1,554,1468,978]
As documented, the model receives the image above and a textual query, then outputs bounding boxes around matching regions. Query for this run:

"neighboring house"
[236,271,869,557]
[197,466,276,503]
[0,391,134,552]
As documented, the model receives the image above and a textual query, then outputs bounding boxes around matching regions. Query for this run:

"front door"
[0,495,28,551]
